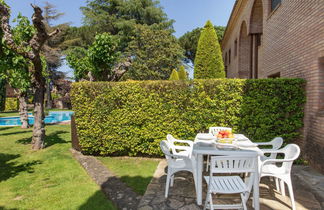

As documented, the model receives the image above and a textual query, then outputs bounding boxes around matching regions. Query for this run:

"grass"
[0,125,116,210]
[97,156,160,195]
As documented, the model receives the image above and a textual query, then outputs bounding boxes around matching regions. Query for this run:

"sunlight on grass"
[0,125,115,210]
[98,156,160,195]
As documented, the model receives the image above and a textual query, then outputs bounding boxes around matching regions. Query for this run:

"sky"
[5,0,236,78]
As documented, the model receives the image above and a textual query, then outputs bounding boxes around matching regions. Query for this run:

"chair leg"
[286,179,296,210]
[206,155,210,172]
[170,175,175,187]
[275,178,280,192]
[203,192,210,210]
[165,171,171,198]
[209,193,214,210]
[240,193,247,210]
[280,179,286,196]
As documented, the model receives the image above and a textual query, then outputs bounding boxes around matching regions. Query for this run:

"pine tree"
[194,20,225,79]
[169,69,179,80]
[178,66,188,80]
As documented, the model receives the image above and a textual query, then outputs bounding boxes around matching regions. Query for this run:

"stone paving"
[138,160,323,210]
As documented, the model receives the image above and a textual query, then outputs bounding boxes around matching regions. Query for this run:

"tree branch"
[0,3,31,59]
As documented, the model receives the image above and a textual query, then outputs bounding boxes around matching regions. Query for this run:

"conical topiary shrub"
[194,20,225,79]
[178,66,188,80]
[169,69,179,80]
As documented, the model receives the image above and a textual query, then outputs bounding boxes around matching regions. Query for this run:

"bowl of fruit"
[216,130,235,144]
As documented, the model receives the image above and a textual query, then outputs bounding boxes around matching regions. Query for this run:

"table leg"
[196,154,203,205]
[253,168,260,210]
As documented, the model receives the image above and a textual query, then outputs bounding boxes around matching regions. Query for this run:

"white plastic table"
[192,136,263,210]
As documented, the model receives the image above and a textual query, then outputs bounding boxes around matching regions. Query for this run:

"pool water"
[0,111,74,126]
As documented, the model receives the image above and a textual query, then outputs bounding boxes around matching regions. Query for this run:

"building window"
[229,49,231,64]
[271,0,281,12]
[268,72,280,78]
[234,39,238,57]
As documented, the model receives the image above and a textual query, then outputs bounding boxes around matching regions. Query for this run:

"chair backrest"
[160,140,172,160]
[269,137,283,159]
[209,154,258,174]
[166,134,176,144]
[209,127,232,136]
[281,144,300,173]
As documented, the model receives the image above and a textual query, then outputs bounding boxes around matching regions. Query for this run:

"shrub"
[169,69,179,80]
[194,20,225,79]
[5,97,18,111]
[71,79,305,156]
[178,66,188,80]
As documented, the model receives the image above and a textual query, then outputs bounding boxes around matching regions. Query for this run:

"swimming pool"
[0,111,74,126]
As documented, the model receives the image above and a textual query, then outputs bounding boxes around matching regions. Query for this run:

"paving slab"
[139,160,323,210]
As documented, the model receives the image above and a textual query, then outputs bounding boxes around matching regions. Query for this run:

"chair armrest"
[172,139,194,146]
[256,142,273,146]
[261,158,295,167]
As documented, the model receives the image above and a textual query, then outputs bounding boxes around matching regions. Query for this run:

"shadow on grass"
[78,190,116,210]
[0,206,19,210]
[0,153,42,182]
[0,130,31,136]
[0,127,13,132]
[15,131,69,148]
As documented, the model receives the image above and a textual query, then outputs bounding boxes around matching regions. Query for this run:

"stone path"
[70,149,141,210]
[139,160,323,210]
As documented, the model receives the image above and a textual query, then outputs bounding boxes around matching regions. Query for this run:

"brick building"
[222,0,324,172]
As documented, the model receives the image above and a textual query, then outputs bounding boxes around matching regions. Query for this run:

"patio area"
[138,161,323,210]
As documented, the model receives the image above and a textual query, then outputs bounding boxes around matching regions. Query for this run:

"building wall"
[222,0,324,173]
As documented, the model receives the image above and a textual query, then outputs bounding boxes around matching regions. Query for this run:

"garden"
[0,0,323,209]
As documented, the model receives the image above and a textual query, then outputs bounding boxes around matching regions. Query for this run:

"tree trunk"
[31,58,46,150]
[18,91,29,129]
[46,79,52,109]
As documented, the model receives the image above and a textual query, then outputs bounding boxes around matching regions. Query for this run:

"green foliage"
[66,33,119,81]
[0,78,5,111]
[179,26,225,64]
[0,14,33,92]
[125,24,183,80]
[71,79,305,157]
[88,33,120,80]
[80,0,174,51]
[194,21,225,79]
[169,69,179,80]
[5,97,18,111]
[178,66,188,80]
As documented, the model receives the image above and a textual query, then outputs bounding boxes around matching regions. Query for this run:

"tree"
[125,24,183,80]
[169,69,179,80]
[66,33,123,81]
[179,25,225,64]
[194,21,225,79]
[0,14,35,129]
[178,66,188,80]
[0,2,60,149]
[80,0,174,51]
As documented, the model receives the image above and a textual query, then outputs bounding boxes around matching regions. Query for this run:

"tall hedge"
[71,79,305,156]
[0,78,5,111]
[194,20,225,79]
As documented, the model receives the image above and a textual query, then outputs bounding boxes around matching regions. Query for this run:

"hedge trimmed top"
[71,79,305,156]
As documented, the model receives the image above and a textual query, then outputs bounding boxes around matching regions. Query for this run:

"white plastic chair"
[256,137,284,192]
[256,137,284,160]
[160,140,197,198]
[166,134,193,158]
[260,144,300,210]
[204,154,258,210]
[206,127,232,172]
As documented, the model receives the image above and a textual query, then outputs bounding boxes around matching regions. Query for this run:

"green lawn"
[98,156,160,195]
[0,125,115,210]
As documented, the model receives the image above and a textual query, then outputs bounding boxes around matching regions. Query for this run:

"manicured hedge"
[5,97,18,111]
[71,79,305,156]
